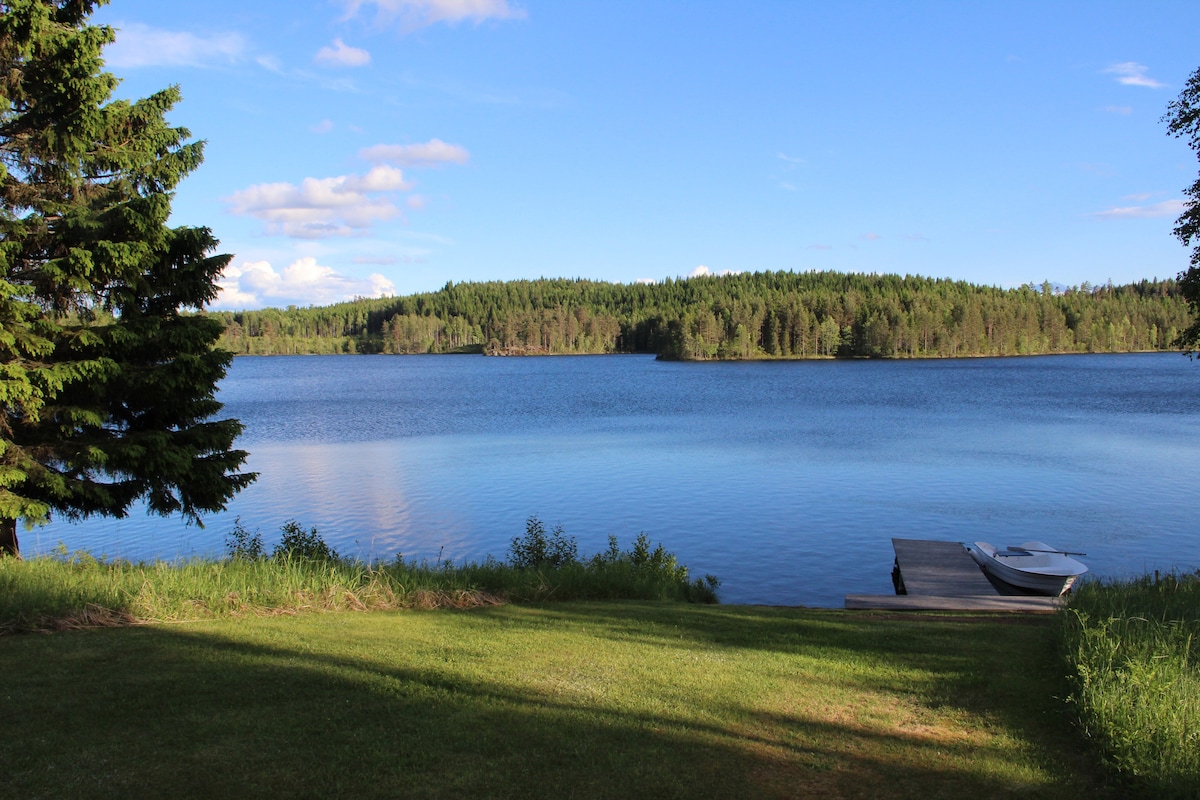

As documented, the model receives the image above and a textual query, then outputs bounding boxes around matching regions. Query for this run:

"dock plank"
[891,538,996,596]
[843,538,1064,612]
[844,594,1062,612]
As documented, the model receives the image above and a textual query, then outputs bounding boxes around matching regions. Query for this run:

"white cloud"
[311,119,336,133]
[256,54,284,73]
[225,165,413,239]
[226,142,468,240]
[861,232,881,241]
[340,0,526,31]
[315,38,371,67]
[1103,105,1133,115]
[105,23,246,68]
[1090,199,1188,219]
[360,139,471,167]
[1103,62,1165,88]
[357,253,428,264]
[215,258,395,309]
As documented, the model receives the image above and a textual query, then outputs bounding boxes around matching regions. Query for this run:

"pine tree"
[1164,66,1200,350]
[0,0,255,556]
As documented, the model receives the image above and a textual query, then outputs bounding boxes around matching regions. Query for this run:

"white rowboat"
[965,540,1088,596]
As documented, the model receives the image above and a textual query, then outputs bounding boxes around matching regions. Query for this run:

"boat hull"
[966,541,1088,596]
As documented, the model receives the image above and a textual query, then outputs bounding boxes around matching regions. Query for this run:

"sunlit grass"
[0,604,1109,799]
[1060,573,1200,797]
[0,551,472,631]
[0,542,715,633]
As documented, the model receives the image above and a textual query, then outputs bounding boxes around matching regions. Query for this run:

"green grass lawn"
[1,603,1115,799]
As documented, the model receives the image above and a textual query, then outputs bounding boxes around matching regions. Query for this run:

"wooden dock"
[844,538,1063,612]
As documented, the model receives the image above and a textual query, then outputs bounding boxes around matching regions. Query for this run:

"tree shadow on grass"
[0,603,1117,800]
[455,603,1116,795]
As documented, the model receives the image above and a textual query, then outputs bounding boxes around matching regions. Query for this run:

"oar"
[1008,546,1087,557]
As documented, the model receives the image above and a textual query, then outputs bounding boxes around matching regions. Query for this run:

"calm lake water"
[28,353,1200,607]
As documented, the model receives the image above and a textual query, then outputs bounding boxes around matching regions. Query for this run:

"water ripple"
[31,353,1200,607]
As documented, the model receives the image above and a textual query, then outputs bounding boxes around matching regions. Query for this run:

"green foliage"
[591,531,690,585]
[273,520,338,562]
[0,0,254,556]
[213,272,1191,361]
[686,573,722,604]
[224,517,264,560]
[0,516,718,631]
[508,515,578,569]
[502,521,717,602]
[0,548,395,630]
[1060,574,1200,796]
[1163,66,1200,351]
[629,531,683,575]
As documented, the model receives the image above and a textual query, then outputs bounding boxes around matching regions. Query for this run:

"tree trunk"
[1,518,20,559]
[0,520,20,556]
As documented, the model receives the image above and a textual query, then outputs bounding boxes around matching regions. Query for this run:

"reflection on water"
[29,353,1200,607]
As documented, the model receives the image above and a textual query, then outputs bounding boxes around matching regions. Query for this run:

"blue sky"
[91,0,1200,310]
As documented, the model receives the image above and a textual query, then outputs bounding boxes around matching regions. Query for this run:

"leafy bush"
[508,515,578,569]
[1,517,720,633]
[685,574,722,604]
[631,532,685,580]
[225,518,265,560]
[274,520,339,562]
[506,523,719,603]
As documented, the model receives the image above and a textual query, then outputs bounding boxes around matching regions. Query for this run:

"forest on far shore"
[211,270,1192,361]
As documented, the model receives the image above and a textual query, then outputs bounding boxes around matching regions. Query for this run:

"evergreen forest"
[211,270,1192,361]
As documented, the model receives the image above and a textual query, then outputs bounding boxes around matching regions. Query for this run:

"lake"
[26,352,1200,607]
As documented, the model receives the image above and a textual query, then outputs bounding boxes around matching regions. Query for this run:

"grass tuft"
[0,518,716,633]
[1060,572,1200,797]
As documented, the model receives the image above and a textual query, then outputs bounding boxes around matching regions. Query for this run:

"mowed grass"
[1,603,1112,800]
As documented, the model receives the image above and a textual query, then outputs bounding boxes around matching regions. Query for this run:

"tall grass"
[0,520,719,634]
[1060,573,1200,797]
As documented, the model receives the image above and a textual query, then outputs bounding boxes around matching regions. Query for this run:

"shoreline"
[226,347,1183,361]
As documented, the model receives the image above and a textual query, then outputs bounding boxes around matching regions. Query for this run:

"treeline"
[211,271,1192,360]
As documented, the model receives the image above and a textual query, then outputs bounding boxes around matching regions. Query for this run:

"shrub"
[508,515,578,569]
[630,532,686,582]
[505,523,718,603]
[686,574,722,604]
[274,520,339,562]
[225,518,265,560]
